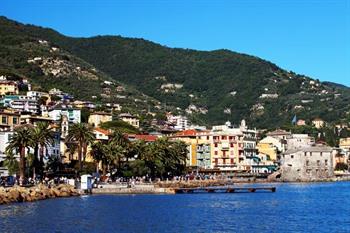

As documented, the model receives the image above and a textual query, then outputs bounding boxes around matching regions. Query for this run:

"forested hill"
[1,16,349,128]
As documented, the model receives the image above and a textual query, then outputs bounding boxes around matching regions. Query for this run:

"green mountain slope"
[0,16,163,118]
[1,16,349,128]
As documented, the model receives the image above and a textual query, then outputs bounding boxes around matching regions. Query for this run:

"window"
[207,136,209,140]
[325,160,328,165]
[304,152,307,157]
[2,116,7,124]
[230,158,234,164]
[306,160,310,166]
[291,155,294,159]
[222,136,227,140]
[320,152,323,157]
[214,143,218,148]
[13,117,18,124]
[306,169,311,174]
[230,143,234,147]
[214,158,218,165]
[214,151,218,155]
[317,160,320,166]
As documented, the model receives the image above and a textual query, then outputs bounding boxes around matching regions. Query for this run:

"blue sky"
[1,0,349,86]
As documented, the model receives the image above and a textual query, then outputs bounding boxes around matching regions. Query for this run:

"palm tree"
[6,126,35,184]
[109,130,130,172]
[46,155,62,173]
[90,141,106,174]
[31,122,54,177]
[65,123,95,171]
[3,151,19,176]
[103,141,125,175]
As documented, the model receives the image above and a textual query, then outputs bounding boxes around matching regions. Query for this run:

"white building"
[48,105,81,123]
[0,131,19,176]
[26,91,48,100]
[8,99,39,114]
[167,115,189,130]
[93,128,109,140]
[286,134,315,150]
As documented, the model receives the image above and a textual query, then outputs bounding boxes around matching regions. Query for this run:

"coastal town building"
[171,129,211,170]
[167,114,189,131]
[339,138,350,151]
[128,134,158,143]
[257,136,282,161]
[48,105,81,123]
[46,130,61,159]
[296,119,306,126]
[285,134,315,150]
[210,120,258,172]
[88,112,112,127]
[8,99,39,114]
[0,80,18,95]
[94,128,110,141]
[118,113,139,128]
[312,118,325,129]
[280,145,334,181]
[0,110,20,131]
[0,131,18,176]
[26,91,49,100]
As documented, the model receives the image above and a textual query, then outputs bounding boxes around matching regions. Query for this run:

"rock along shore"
[0,184,80,205]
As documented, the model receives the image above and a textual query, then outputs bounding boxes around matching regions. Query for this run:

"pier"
[174,186,276,194]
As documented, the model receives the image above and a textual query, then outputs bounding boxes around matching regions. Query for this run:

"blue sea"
[1,182,350,233]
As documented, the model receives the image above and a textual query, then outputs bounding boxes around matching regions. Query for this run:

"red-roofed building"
[175,129,198,137]
[135,134,158,142]
[94,128,110,140]
[127,134,158,142]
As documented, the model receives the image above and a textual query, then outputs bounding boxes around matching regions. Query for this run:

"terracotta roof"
[94,128,110,135]
[266,129,291,136]
[91,111,111,116]
[135,134,158,142]
[175,129,197,137]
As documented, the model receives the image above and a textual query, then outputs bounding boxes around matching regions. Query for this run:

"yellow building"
[257,136,283,161]
[119,113,139,128]
[0,109,20,131]
[88,112,112,127]
[211,131,244,171]
[171,129,211,169]
[0,81,19,95]
[339,138,350,151]
[60,141,95,164]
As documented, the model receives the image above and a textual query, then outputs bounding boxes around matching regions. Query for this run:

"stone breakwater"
[0,184,80,205]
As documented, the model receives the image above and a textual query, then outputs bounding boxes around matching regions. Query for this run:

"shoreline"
[0,184,80,205]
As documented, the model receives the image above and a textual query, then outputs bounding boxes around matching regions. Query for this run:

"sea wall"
[91,187,174,194]
[0,184,80,205]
